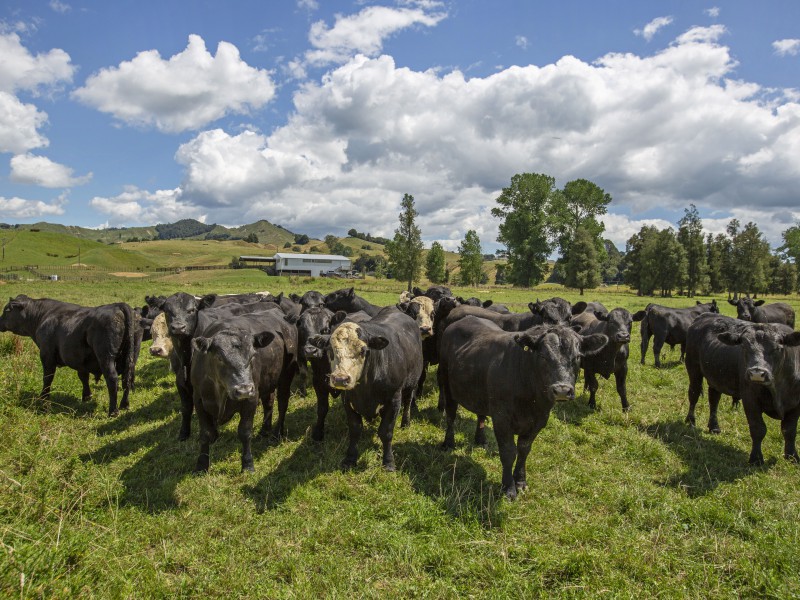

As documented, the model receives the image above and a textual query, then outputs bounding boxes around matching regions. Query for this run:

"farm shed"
[272,253,351,277]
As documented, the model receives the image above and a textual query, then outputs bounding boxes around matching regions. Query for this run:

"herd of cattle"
[0,286,797,499]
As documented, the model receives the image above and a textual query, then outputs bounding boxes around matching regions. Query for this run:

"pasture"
[1,273,799,597]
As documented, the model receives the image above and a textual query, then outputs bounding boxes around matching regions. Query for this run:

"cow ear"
[632,310,647,322]
[331,311,348,328]
[347,287,355,298]
[596,311,609,321]
[396,301,410,313]
[717,332,742,346]
[412,287,425,297]
[456,296,465,304]
[782,332,800,347]
[308,334,331,349]
[482,300,493,308]
[275,292,284,301]
[581,333,608,357]
[513,332,541,352]
[253,331,277,349]
[528,302,539,314]
[284,313,299,325]
[199,294,216,309]
[754,300,765,307]
[289,293,301,303]
[727,299,738,306]
[366,335,389,350]
[571,301,587,315]
[192,337,212,353]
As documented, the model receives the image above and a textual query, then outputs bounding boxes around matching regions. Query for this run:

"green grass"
[1,275,800,597]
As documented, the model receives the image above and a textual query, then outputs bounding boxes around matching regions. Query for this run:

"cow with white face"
[148,312,174,359]
[397,295,435,339]
[310,306,423,471]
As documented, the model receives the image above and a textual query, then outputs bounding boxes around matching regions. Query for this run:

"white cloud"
[773,39,800,57]
[515,35,529,50]
[705,7,720,18]
[89,186,205,226]
[297,0,318,10]
[303,5,446,67]
[0,194,66,218]
[103,26,800,249]
[0,32,74,94]
[634,16,674,42]
[0,92,49,153]
[49,0,70,13]
[72,35,276,133]
[9,153,92,187]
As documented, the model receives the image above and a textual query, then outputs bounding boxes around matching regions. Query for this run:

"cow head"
[596,307,646,344]
[299,290,325,312]
[514,325,608,402]
[162,292,201,338]
[397,296,435,338]
[718,325,800,416]
[295,306,334,360]
[323,287,356,311]
[192,329,276,400]
[728,297,758,321]
[0,295,33,336]
[529,299,564,325]
[309,322,388,390]
[149,313,173,358]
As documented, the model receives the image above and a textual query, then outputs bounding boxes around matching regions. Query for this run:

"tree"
[767,255,797,295]
[728,221,771,296]
[624,226,686,296]
[244,232,259,243]
[549,178,610,257]
[565,226,600,295]
[495,263,507,285]
[600,239,623,284]
[385,193,424,291]
[677,204,707,297]
[623,225,659,293]
[294,233,310,245]
[425,241,446,284]
[458,230,483,286]
[491,173,555,287]
[705,233,728,294]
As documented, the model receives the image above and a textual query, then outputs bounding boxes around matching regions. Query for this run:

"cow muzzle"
[746,367,771,384]
[302,344,323,359]
[550,383,575,402]
[232,383,256,399]
[329,373,353,390]
[150,346,168,357]
[419,326,432,338]
[615,333,630,343]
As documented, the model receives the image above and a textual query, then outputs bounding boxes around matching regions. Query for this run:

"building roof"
[238,255,276,261]
[273,253,351,261]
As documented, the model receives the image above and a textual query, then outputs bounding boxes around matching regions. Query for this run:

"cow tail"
[119,302,137,393]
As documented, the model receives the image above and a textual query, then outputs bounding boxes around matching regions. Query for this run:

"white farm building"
[272,253,351,277]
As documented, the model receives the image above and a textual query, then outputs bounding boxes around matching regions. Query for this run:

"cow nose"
[302,344,322,359]
[420,326,432,336]
[170,324,186,335]
[615,333,630,343]
[551,383,575,402]
[233,383,255,399]
[150,346,165,357]
[330,374,351,388]
[746,368,771,384]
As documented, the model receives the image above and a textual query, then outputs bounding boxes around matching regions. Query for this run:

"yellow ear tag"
[524,346,530,352]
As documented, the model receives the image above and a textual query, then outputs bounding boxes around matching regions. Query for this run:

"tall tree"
[491,173,555,287]
[624,226,686,296]
[457,230,483,286]
[729,221,771,296]
[385,193,424,292]
[549,178,610,257]
[425,241,447,284]
[705,233,728,294]
[565,226,601,295]
[677,204,708,297]
[623,225,659,293]
[600,239,623,284]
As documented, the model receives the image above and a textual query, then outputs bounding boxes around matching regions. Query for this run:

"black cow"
[717,323,800,464]
[438,317,607,499]
[640,300,719,367]
[323,287,382,317]
[728,297,795,329]
[190,312,298,473]
[309,307,423,470]
[576,308,647,411]
[289,290,325,312]
[584,301,609,318]
[684,313,750,434]
[0,295,137,416]
[412,286,452,302]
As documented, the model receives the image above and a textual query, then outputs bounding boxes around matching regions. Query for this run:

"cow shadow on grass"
[242,409,503,528]
[642,419,755,497]
[553,395,595,426]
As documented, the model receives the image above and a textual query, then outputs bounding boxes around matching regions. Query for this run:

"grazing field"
[1,275,800,597]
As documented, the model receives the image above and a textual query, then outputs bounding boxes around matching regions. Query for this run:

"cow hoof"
[784,452,799,463]
[310,427,324,442]
[178,431,191,442]
[587,400,596,410]
[242,463,255,473]
[108,409,119,418]
[515,480,528,493]
[621,404,631,413]
[685,416,696,428]
[708,427,721,435]
[440,441,455,451]
[503,488,517,501]
[383,463,396,472]
[748,456,764,466]
[340,459,357,471]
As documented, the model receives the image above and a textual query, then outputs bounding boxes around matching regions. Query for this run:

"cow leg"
[39,353,57,401]
[742,400,767,466]
[707,387,721,434]
[640,330,650,365]
[239,403,257,473]
[258,391,275,438]
[731,397,740,409]
[270,377,292,442]
[78,370,92,402]
[379,393,403,471]
[436,366,446,412]
[175,368,194,441]
[341,399,363,470]
[586,369,600,409]
[415,361,427,400]
[100,360,120,417]
[652,334,664,368]
[685,370,703,428]
[474,416,488,447]
[400,386,413,428]
[614,364,630,412]
[493,421,518,500]
[679,343,686,363]
[441,365,457,450]
[311,373,329,442]
[781,409,800,462]
[194,407,218,473]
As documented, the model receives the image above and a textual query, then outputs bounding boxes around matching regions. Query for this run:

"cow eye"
[321,327,330,334]
[360,346,367,357]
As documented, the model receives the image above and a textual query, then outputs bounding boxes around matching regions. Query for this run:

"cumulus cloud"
[634,16,674,41]
[705,7,720,18]
[104,25,800,249]
[49,0,70,13]
[9,153,92,187]
[297,0,318,10]
[72,35,276,133]
[89,186,205,226]
[515,35,529,50]
[0,194,66,218]
[0,32,74,94]
[773,39,800,57]
[303,4,446,67]
[0,92,49,153]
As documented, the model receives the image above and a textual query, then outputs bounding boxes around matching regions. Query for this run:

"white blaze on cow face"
[149,313,173,358]
[328,322,368,390]
[412,296,434,338]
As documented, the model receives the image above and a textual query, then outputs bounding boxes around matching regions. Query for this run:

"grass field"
[1,274,799,597]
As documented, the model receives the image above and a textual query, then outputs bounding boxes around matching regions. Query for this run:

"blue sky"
[1,1,799,252]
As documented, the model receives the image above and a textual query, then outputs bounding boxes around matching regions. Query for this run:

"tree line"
[368,176,800,297]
